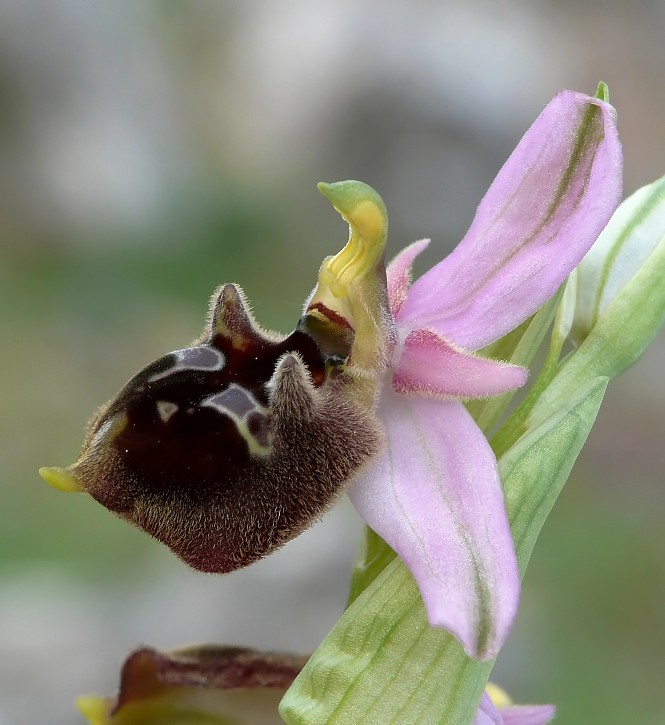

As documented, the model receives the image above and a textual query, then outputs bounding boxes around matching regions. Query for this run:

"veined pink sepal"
[348,389,520,659]
[399,90,623,350]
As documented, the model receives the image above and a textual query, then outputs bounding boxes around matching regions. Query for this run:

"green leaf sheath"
[500,377,607,572]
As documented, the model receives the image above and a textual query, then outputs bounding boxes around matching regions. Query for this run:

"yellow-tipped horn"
[38,466,83,493]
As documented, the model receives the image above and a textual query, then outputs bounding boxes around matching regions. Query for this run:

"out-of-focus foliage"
[1,3,664,724]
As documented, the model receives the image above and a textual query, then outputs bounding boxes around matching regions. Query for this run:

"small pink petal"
[399,90,622,349]
[386,239,430,317]
[475,693,505,725]
[348,390,520,659]
[475,694,555,725]
[393,328,527,399]
[499,705,557,725]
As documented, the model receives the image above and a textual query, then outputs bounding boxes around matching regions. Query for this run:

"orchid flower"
[39,89,621,671]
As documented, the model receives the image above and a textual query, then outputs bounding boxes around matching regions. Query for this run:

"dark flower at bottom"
[78,645,308,725]
[78,645,554,725]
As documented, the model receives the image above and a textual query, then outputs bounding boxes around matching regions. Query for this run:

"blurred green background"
[1,2,664,723]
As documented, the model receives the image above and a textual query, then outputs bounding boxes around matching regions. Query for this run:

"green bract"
[280,379,607,724]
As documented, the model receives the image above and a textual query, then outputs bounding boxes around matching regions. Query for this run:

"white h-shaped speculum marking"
[147,347,226,384]
[201,384,272,456]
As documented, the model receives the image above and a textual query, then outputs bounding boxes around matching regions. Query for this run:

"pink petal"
[386,239,430,317]
[393,328,527,399]
[475,694,555,725]
[499,705,557,725]
[348,390,520,659]
[398,90,623,350]
[475,693,504,725]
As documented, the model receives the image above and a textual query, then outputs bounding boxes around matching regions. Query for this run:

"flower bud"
[569,175,665,349]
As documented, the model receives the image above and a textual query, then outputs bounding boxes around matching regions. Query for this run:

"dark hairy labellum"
[71,283,382,572]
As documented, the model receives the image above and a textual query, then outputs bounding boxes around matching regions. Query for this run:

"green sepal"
[280,378,607,725]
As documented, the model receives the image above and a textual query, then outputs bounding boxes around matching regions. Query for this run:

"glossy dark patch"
[100,327,327,491]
